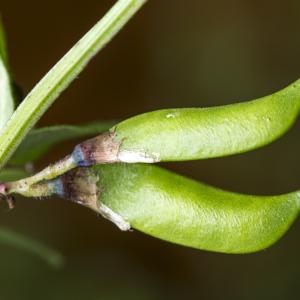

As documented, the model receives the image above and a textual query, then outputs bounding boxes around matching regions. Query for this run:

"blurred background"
[1,0,300,299]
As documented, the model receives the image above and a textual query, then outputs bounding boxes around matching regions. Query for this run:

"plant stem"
[5,155,76,196]
[0,0,147,169]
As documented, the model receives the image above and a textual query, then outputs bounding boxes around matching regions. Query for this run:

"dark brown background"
[0,1,300,299]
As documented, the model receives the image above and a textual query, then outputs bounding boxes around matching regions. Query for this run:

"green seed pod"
[109,79,300,162]
[70,79,300,165]
[22,164,300,254]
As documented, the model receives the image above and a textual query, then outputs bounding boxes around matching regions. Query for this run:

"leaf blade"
[0,18,9,65]
[11,120,116,165]
[0,168,27,181]
[0,0,147,169]
[0,18,14,131]
[0,227,63,268]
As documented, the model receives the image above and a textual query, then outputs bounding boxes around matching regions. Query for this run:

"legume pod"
[26,163,300,254]
[107,79,300,163]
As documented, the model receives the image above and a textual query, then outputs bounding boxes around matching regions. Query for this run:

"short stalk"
[4,155,76,196]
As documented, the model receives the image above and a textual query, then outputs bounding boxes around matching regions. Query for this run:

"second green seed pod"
[26,163,300,254]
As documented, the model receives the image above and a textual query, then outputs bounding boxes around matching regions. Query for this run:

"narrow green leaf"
[11,120,116,165]
[0,0,147,169]
[0,18,14,130]
[0,168,27,181]
[0,18,9,65]
[0,227,63,268]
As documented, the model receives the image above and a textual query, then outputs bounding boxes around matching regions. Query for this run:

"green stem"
[5,155,76,196]
[0,0,147,169]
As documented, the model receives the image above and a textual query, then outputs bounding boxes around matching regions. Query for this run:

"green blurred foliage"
[0,227,63,268]
[11,121,115,165]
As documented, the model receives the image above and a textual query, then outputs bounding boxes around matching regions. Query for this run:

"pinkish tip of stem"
[0,183,7,195]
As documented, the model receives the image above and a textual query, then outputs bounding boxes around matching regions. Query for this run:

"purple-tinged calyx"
[43,167,130,231]
[71,132,121,167]
[71,131,160,165]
